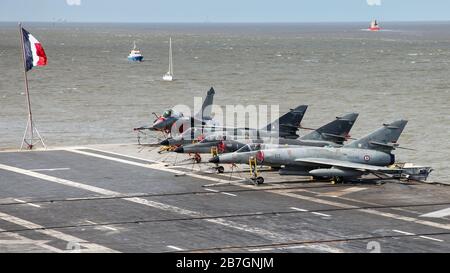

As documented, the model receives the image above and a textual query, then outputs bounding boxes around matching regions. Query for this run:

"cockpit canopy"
[236,143,262,153]
[162,109,173,118]
[201,134,226,142]
[162,109,183,119]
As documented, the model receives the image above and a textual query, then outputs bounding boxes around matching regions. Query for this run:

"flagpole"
[18,22,45,150]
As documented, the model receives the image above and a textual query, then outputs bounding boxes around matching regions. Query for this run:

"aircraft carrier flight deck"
[0,143,449,253]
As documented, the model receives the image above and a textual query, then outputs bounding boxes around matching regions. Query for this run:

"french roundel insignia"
[364,155,370,162]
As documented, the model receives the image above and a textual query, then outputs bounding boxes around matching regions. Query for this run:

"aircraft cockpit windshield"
[252,144,262,151]
[236,144,251,153]
[203,134,225,142]
[236,144,261,153]
[162,109,173,118]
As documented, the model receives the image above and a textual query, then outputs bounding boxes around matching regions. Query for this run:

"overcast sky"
[2,0,450,23]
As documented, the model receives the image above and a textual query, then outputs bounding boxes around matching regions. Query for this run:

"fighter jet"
[210,119,408,184]
[134,87,218,136]
[180,112,358,155]
[164,105,309,149]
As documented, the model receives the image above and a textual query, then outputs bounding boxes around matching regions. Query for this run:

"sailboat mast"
[169,37,173,75]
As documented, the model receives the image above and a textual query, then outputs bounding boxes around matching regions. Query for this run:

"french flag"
[22,27,47,72]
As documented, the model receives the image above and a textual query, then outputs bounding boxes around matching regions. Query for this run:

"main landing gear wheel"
[193,154,202,164]
[216,166,225,174]
[333,176,345,184]
[251,176,264,185]
[256,176,264,184]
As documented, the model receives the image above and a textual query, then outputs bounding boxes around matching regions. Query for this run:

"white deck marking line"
[29,168,70,172]
[0,239,61,252]
[80,147,248,183]
[167,245,184,251]
[0,163,299,244]
[420,208,450,218]
[0,227,63,253]
[67,149,234,184]
[0,239,48,245]
[204,188,219,193]
[249,244,343,253]
[123,197,292,242]
[319,187,368,197]
[419,236,444,242]
[221,192,237,197]
[361,208,450,231]
[309,189,424,216]
[0,211,118,253]
[392,230,415,236]
[81,147,160,163]
[84,220,118,231]
[205,188,236,196]
[290,207,308,212]
[311,212,331,217]
[273,190,356,209]
[13,199,41,208]
[0,163,119,196]
[272,190,450,231]
[283,244,344,253]
[284,245,305,249]
[102,226,118,231]
[249,247,274,252]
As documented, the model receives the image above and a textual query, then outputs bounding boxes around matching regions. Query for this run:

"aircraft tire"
[256,177,264,185]
[334,176,345,184]
[194,155,202,163]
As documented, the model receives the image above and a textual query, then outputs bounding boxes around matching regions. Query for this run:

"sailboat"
[369,19,381,31]
[163,37,174,81]
[127,41,144,62]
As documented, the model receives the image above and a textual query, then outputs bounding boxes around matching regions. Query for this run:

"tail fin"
[195,87,215,120]
[264,105,308,139]
[344,119,408,152]
[300,113,359,144]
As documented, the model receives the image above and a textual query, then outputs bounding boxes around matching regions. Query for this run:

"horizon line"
[2,19,450,24]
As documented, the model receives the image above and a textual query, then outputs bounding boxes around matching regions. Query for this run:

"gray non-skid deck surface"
[0,148,449,253]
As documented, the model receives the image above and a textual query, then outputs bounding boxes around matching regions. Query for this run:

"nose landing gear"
[210,147,225,174]
[249,156,264,185]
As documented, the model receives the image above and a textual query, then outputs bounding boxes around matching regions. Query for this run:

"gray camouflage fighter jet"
[134,87,219,136]
[161,105,309,147]
[181,112,358,156]
[210,119,408,184]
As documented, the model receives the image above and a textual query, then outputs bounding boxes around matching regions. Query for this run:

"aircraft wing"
[294,158,392,172]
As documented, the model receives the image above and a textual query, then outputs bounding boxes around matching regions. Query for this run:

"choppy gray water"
[0,22,449,181]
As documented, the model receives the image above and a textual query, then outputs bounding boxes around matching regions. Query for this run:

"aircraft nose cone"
[160,139,170,146]
[174,146,184,153]
[209,156,220,164]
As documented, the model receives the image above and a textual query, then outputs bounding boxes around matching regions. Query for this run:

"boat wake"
[360,29,396,32]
